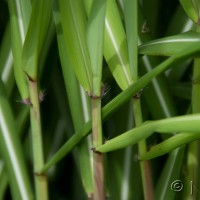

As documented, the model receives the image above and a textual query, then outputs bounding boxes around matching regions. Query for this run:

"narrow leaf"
[141,132,200,160]
[53,3,93,195]
[8,0,31,99]
[180,0,199,23]
[139,31,200,56]
[0,80,33,200]
[22,0,53,80]
[96,114,200,153]
[59,0,92,93]
[103,0,133,90]
[155,147,185,200]
[87,0,106,96]
[124,0,138,79]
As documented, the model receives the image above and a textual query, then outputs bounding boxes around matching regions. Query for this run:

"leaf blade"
[59,0,92,92]
[87,0,106,96]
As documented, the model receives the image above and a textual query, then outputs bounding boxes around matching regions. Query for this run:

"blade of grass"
[96,114,200,153]
[0,80,33,200]
[0,23,14,96]
[0,162,7,200]
[179,0,199,23]
[58,0,92,93]
[139,31,200,56]
[155,147,185,200]
[22,0,53,80]
[141,132,200,159]
[8,0,31,100]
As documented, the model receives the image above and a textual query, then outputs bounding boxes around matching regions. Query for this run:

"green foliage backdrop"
[1,0,200,199]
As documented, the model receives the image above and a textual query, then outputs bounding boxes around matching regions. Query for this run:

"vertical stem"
[91,97,104,200]
[183,25,200,200]
[133,98,153,200]
[129,0,153,197]
[29,80,48,200]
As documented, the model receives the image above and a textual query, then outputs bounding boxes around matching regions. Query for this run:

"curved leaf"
[141,132,200,160]
[179,0,199,23]
[8,0,31,99]
[139,31,200,56]
[96,114,200,153]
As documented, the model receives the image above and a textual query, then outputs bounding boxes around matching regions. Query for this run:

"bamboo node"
[91,147,102,155]
[17,98,32,106]
[34,172,47,177]
[133,89,143,99]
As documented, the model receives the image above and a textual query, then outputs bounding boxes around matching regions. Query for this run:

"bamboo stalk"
[133,97,154,200]
[28,79,48,200]
[182,23,200,200]
[91,97,104,200]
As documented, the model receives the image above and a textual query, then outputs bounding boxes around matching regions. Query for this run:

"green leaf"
[22,0,53,80]
[0,80,33,200]
[124,0,138,79]
[139,31,200,56]
[180,0,199,23]
[96,114,200,153]
[8,0,31,99]
[0,23,14,96]
[87,0,106,96]
[53,3,93,195]
[103,0,133,90]
[59,0,92,93]
[84,0,133,90]
[141,132,199,160]
[155,147,185,200]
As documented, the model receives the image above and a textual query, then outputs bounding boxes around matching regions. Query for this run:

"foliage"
[1,0,200,199]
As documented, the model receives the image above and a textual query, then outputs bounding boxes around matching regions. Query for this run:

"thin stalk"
[91,97,104,200]
[125,0,153,198]
[28,79,48,200]
[133,98,153,200]
[183,24,200,200]
[184,56,200,199]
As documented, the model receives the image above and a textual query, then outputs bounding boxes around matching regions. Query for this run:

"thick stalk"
[91,98,104,200]
[133,98,153,200]
[29,80,48,200]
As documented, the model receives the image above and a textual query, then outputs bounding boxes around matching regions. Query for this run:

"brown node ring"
[34,172,46,177]
[91,147,101,154]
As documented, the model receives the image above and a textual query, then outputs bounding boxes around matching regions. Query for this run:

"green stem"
[91,98,104,200]
[183,24,200,200]
[29,80,48,200]
[133,98,153,200]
